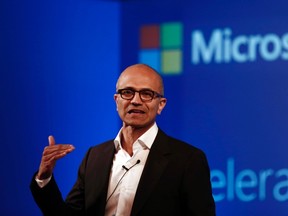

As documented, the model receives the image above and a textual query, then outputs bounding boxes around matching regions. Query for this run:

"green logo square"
[161,22,183,48]
[161,49,182,74]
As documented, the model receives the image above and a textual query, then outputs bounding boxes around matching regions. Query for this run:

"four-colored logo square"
[139,22,183,75]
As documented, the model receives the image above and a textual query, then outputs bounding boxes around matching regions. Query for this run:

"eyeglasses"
[117,88,164,102]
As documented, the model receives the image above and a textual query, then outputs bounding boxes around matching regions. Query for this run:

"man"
[30,64,216,216]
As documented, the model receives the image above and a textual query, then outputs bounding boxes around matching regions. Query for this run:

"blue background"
[121,0,288,215]
[1,0,120,215]
[1,0,287,215]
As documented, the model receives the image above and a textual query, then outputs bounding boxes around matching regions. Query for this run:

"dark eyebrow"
[121,87,154,92]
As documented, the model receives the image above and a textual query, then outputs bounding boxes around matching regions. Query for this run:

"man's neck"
[120,125,151,156]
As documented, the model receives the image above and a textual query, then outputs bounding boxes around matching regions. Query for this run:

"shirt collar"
[114,123,158,151]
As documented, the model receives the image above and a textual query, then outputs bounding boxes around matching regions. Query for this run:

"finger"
[53,149,74,160]
[48,135,55,146]
[44,144,74,153]
[42,146,74,164]
[40,146,75,164]
[43,151,68,163]
[42,145,75,161]
[41,150,73,171]
[50,146,75,157]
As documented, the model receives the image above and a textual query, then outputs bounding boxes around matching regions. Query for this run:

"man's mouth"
[128,109,145,114]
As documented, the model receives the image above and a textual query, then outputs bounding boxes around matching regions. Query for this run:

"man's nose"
[130,92,142,103]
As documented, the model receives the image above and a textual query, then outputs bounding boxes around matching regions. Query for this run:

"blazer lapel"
[85,140,115,215]
[130,129,172,216]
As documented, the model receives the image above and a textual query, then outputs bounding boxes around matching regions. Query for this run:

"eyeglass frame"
[116,88,164,102]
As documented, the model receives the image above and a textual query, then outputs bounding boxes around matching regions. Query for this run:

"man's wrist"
[35,175,52,188]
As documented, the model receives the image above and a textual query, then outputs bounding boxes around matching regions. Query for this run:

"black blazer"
[30,129,215,216]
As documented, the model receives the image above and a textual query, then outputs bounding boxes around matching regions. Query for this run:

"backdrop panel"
[121,0,288,215]
[0,0,120,215]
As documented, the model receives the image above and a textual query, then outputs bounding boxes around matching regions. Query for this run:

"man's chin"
[124,121,154,130]
[127,124,145,129]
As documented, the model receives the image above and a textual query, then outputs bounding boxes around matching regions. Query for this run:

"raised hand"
[37,135,75,180]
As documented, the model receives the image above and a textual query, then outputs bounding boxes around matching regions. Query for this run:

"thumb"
[48,135,56,146]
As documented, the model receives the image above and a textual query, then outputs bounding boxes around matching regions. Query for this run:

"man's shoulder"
[157,129,206,156]
[81,139,115,165]
[88,139,115,152]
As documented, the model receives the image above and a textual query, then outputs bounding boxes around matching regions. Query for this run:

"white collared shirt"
[105,123,158,216]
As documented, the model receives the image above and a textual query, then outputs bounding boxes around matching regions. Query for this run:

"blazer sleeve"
[182,149,216,216]
[30,174,72,216]
[29,148,91,216]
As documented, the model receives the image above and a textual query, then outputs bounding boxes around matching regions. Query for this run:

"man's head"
[114,64,167,130]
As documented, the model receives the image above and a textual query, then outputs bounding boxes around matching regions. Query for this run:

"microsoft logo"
[139,22,183,75]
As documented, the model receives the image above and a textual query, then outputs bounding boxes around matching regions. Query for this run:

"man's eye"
[122,90,133,95]
[141,91,153,97]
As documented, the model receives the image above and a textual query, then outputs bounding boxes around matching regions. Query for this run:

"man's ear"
[157,98,167,115]
[114,94,119,111]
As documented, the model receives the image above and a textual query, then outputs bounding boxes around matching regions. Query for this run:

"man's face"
[114,65,167,130]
